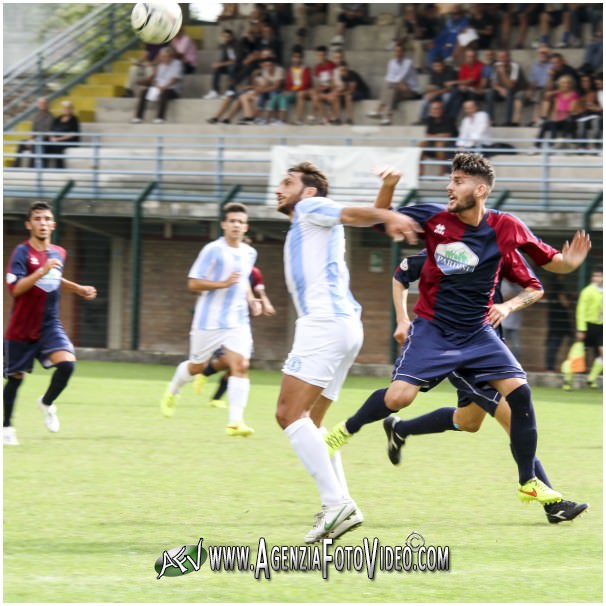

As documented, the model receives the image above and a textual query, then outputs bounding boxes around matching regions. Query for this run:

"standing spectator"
[328,62,370,125]
[545,275,573,372]
[535,75,580,147]
[331,4,367,47]
[203,29,238,99]
[131,47,183,124]
[47,101,80,169]
[514,45,552,126]
[427,5,470,65]
[419,99,458,176]
[122,43,165,98]
[417,56,458,123]
[486,49,526,126]
[563,269,603,390]
[456,99,492,150]
[501,279,523,361]
[171,27,198,74]
[274,46,312,124]
[296,45,335,125]
[366,44,421,126]
[13,97,54,168]
[445,48,485,120]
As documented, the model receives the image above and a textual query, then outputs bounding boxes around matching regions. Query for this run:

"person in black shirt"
[419,100,457,176]
[47,101,80,169]
[328,62,370,125]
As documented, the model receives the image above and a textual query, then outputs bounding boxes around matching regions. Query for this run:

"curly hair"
[288,161,329,197]
[452,152,495,190]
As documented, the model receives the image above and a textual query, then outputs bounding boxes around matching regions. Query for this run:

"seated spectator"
[13,96,54,168]
[485,49,526,126]
[131,47,183,124]
[581,24,603,73]
[514,45,552,126]
[332,4,368,47]
[171,27,198,74]
[123,44,165,98]
[419,99,458,176]
[393,4,438,71]
[535,75,580,148]
[247,53,285,124]
[206,70,261,124]
[417,56,458,123]
[445,48,485,119]
[501,4,542,49]
[47,101,80,169]
[327,62,370,125]
[366,44,421,126]
[575,73,602,145]
[230,21,262,89]
[467,4,498,50]
[296,45,335,124]
[538,53,581,119]
[203,29,239,99]
[532,5,573,49]
[456,99,492,150]
[427,5,470,65]
[272,46,312,124]
[258,22,282,65]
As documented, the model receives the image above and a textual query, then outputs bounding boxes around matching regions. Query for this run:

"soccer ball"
[131,3,183,44]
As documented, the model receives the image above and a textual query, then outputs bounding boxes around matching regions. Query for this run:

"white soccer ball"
[131,3,183,44]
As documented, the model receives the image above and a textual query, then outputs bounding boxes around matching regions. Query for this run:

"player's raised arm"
[339,206,422,243]
[541,231,592,274]
[373,166,402,209]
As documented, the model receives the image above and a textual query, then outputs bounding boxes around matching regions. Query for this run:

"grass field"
[3,361,602,603]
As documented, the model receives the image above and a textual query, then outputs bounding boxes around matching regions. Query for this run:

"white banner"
[267,145,421,206]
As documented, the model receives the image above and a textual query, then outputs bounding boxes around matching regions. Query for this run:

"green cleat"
[226,421,254,437]
[210,399,227,408]
[324,422,351,455]
[518,478,562,505]
[193,374,207,395]
[160,387,179,417]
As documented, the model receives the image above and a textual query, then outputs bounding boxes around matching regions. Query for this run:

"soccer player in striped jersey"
[4,202,97,446]
[160,203,261,436]
[274,161,421,543]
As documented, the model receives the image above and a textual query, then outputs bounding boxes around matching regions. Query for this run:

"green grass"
[3,362,603,603]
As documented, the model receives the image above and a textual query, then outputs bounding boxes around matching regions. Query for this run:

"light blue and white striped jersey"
[284,196,361,319]
[189,237,257,330]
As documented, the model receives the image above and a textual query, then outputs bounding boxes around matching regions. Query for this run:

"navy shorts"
[392,317,526,388]
[449,371,501,417]
[4,326,74,377]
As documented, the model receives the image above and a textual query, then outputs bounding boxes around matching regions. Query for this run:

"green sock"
[588,358,603,383]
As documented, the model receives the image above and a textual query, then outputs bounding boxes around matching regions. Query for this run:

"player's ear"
[303,186,318,198]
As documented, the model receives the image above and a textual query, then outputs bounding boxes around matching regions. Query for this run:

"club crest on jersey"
[434,224,446,235]
[434,242,479,275]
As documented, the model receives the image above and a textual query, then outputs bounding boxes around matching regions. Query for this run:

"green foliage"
[4,363,602,602]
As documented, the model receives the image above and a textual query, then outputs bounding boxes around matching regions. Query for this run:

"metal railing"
[3,4,138,130]
[3,131,603,213]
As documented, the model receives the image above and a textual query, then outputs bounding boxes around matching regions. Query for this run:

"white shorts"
[189,325,253,364]
[282,315,364,402]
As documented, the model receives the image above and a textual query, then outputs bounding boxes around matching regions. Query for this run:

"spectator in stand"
[486,49,526,126]
[230,21,262,89]
[331,4,367,48]
[203,29,238,99]
[581,24,603,73]
[217,4,238,21]
[296,45,335,125]
[328,62,370,125]
[366,44,421,126]
[467,4,498,50]
[331,48,346,90]
[445,48,485,120]
[419,99,458,176]
[247,53,285,125]
[131,47,183,124]
[171,27,198,74]
[13,96,54,168]
[273,46,312,125]
[544,275,573,372]
[427,5,470,65]
[47,101,80,169]
[393,4,438,72]
[258,22,283,65]
[456,99,492,151]
[535,74,580,148]
[206,70,261,124]
[532,5,573,49]
[501,5,542,49]
[575,73,602,145]
[417,56,458,123]
[514,45,552,126]
[123,43,165,98]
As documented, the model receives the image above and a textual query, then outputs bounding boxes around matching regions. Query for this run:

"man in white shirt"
[274,162,420,544]
[132,47,183,124]
[366,44,421,125]
[456,99,492,149]
[160,203,261,437]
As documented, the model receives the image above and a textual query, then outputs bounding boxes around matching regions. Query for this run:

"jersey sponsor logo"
[434,224,446,235]
[30,257,40,265]
[434,242,479,275]
[6,272,17,284]
[36,267,62,293]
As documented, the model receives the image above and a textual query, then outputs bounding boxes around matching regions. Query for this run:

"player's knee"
[275,401,293,429]
[55,360,75,382]
[230,358,249,376]
[458,420,482,433]
[384,388,414,411]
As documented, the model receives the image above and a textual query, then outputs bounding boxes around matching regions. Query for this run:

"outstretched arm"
[373,166,402,209]
[339,206,422,243]
[542,231,592,273]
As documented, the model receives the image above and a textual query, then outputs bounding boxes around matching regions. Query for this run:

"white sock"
[320,426,352,500]
[284,417,344,506]
[227,376,249,424]
[169,361,193,394]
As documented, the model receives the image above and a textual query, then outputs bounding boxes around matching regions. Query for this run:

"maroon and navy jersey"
[5,241,66,342]
[397,204,556,332]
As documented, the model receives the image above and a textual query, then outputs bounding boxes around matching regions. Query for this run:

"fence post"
[51,180,75,245]
[131,181,157,350]
[578,190,603,290]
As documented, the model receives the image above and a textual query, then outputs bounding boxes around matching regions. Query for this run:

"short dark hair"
[223,28,233,36]
[288,162,329,197]
[222,202,248,219]
[315,45,328,54]
[27,201,53,220]
[452,152,495,190]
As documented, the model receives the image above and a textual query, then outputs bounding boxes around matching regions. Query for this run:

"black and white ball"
[131,3,183,44]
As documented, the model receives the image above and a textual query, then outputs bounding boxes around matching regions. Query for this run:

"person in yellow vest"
[563,269,603,389]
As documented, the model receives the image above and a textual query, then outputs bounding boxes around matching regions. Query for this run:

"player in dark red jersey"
[325,153,591,508]
[3,202,97,445]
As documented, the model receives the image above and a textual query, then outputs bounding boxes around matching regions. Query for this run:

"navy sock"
[42,361,75,406]
[203,360,219,377]
[212,374,229,400]
[507,384,537,484]
[345,388,390,434]
[510,443,552,489]
[3,376,23,427]
[395,407,456,437]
